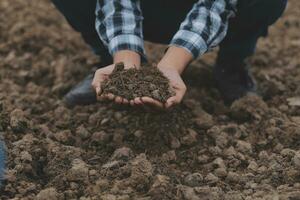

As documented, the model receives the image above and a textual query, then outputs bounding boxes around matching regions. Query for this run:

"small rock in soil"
[91,131,110,144]
[162,150,177,162]
[76,125,91,140]
[181,129,198,146]
[280,148,296,158]
[194,186,224,200]
[224,191,244,200]
[128,154,153,189]
[184,173,203,187]
[67,159,89,181]
[226,171,240,183]
[292,151,300,168]
[111,147,133,161]
[102,160,121,170]
[197,155,210,164]
[214,168,227,178]
[133,130,143,138]
[20,151,32,162]
[53,130,74,144]
[194,112,214,130]
[149,175,170,198]
[169,135,181,149]
[204,173,219,184]
[36,187,60,200]
[101,194,117,200]
[236,140,252,154]
[179,186,200,200]
[230,94,268,122]
[10,109,28,133]
[212,157,226,169]
[247,161,258,172]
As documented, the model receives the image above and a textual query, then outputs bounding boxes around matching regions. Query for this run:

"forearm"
[169,0,237,59]
[158,46,193,74]
[95,0,146,62]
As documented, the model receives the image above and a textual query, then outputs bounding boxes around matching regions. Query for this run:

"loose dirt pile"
[1,0,300,199]
[101,63,174,102]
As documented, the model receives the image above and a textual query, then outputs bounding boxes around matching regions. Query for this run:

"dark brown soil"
[1,0,300,200]
[101,63,175,102]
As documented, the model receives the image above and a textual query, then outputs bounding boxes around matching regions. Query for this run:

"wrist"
[157,60,183,74]
[113,50,141,68]
[158,46,193,74]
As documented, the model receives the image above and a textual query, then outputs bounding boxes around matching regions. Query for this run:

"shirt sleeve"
[95,0,146,60]
[170,0,238,59]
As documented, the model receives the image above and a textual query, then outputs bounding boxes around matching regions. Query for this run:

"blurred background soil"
[0,0,300,199]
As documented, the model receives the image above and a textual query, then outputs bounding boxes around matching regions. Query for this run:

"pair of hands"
[91,47,193,109]
[91,64,186,109]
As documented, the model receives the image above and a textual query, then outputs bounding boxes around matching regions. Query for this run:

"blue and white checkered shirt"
[96,0,237,60]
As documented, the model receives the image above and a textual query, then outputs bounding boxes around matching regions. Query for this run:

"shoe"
[213,60,256,105]
[63,73,97,107]
[63,53,113,107]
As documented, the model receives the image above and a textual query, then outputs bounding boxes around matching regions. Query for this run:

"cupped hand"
[91,64,132,105]
[135,66,187,109]
[92,64,186,109]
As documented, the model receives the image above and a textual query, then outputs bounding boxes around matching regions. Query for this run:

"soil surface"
[101,63,174,102]
[1,0,300,199]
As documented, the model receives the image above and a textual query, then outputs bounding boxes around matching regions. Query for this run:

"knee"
[262,0,287,25]
[238,0,287,26]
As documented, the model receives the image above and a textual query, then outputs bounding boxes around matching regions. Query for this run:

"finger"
[101,93,109,100]
[97,94,104,101]
[130,100,135,106]
[91,71,101,89]
[134,97,144,105]
[122,98,129,104]
[115,96,123,104]
[165,96,178,109]
[165,86,186,108]
[94,86,100,96]
[107,93,115,101]
[141,97,164,109]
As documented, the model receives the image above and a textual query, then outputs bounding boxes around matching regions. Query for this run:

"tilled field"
[1,0,300,199]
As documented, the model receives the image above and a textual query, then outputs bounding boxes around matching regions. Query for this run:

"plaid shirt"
[96,0,237,60]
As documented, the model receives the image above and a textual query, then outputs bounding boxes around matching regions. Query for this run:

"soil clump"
[101,63,175,102]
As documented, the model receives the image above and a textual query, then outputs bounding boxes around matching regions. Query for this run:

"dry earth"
[0,0,300,199]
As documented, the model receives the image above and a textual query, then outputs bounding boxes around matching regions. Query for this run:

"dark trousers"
[0,140,5,185]
[51,0,287,65]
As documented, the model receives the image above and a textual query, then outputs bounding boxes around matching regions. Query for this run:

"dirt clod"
[184,173,203,187]
[292,151,300,168]
[67,159,89,182]
[36,187,60,200]
[205,173,219,184]
[111,147,133,161]
[10,109,28,133]
[230,94,268,122]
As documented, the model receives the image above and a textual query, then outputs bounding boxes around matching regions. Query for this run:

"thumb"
[91,71,103,96]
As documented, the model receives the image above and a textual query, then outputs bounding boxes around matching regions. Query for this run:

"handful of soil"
[101,63,175,103]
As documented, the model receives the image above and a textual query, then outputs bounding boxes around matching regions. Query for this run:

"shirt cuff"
[170,30,208,59]
[108,34,147,63]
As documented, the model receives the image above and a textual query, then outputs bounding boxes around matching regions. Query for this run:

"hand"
[136,66,187,109]
[91,50,141,105]
[136,46,192,109]
[91,64,128,104]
